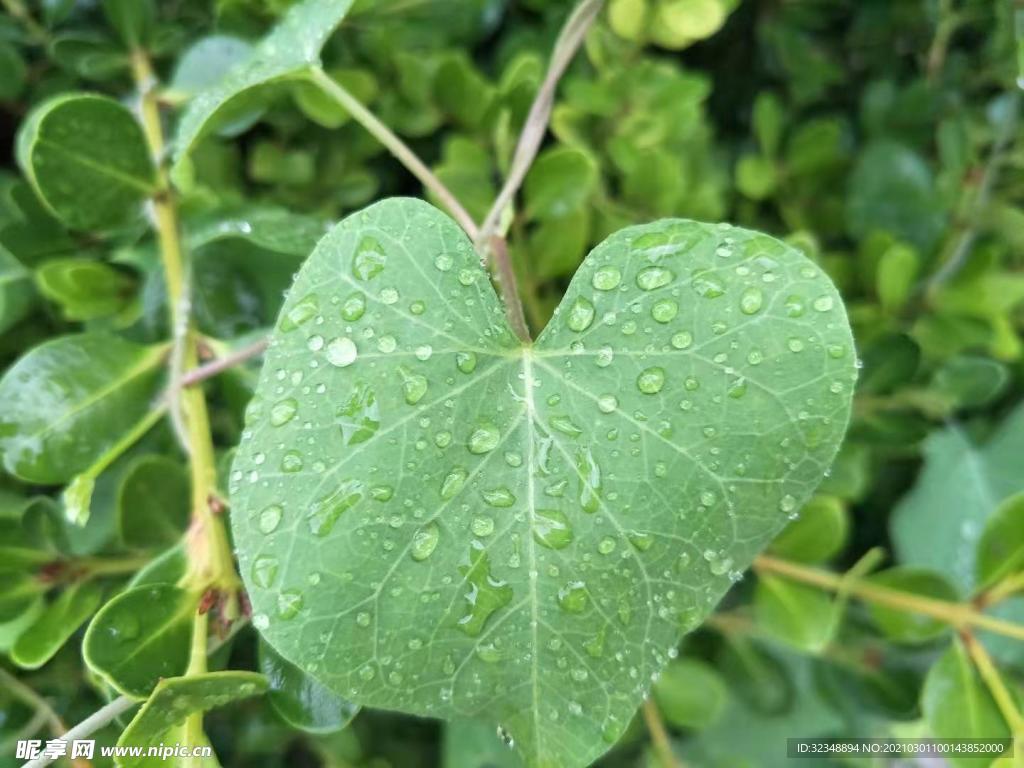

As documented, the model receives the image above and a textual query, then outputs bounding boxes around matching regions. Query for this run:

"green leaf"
[752,91,785,158]
[172,0,356,174]
[101,0,154,48]
[0,334,166,484]
[976,492,1024,589]
[652,657,729,730]
[230,198,854,767]
[864,567,958,644]
[10,580,103,669]
[259,638,359,733]
[443,720,521,768]
[754,575,836,653]
[0,42,27,101]
[845,141,947,252]
[931,356,1009,410]
[117,455,190,549]
[83,584,196,698]
[735,154,777,201]
[921,640,1009,766]
[768,495,848,563]
[16,94,156,231]
[128,544,187,589]
[171,36,254,97]
[891,403,1024,591]
[523,147,598,220]
[35,258,135,321]
[115,671,268,768]
[875,242,917,312]
[0,247,33,335]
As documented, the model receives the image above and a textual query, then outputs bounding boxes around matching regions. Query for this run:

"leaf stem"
[20,696,138,768]
[926,89,1020,293]
[487,235,531,341]
[961,631,1024,734]
[753,555,1024,641]
[0,668,66,738]
[641,699,682,768]
[180,338,269,387]
[129,46,238,605]
[308,67,479,240]
[475,0,604,250]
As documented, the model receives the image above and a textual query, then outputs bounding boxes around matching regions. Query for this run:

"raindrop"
[592,265,622,290]
[326,337,358,367]
[259,504,283,534]
[637,266,673,291]
[637,367,666,394]
[411,522,440,561]
[468,423,500,454]
[739,287,763,314]
[533,509,574,550]
[566,297,595,332]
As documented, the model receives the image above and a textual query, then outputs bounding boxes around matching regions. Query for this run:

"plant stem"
[978,570,1024,607]
[308,67,479,240]
[641,699,681,768]
[961,631,1024,735]
[181,338,269,387]
[0,668,66,737]
[927,90,1020,293]
[20,696,138,768]
[753,555,1024,641]
[486,235,531,341]
[130,48,237,595]
[1,0,48,44]
[475,0,604,250]
[78,555,154,578]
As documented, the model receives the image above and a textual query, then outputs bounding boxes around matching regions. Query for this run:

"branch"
[180,338,269,388]
[753,555,1024,641]
[309,67,480,240]
[20,696,137,768]
[475,0,604,250]
[641,699,682,768]
[927,90,1020,293]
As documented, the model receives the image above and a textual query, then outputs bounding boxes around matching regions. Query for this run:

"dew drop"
[258,504,283,534]
[739,287,763,314]
[326,337,357,367]
[637,367,666,394]
[468,423,500,454]
[411,522,440,561]
[270,398,298,426]
[534,509,573,550]
[566,297,595,332]
[592,265,622,290]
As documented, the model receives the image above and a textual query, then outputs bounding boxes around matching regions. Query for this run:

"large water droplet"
[566,297,595,332]
[456,542,513,637]
[637,367,666,394]
[468,423,500,454]
[637,266,673,291]
[482,487,516,507]
[651,299,678,323]
[258,504,282,534]
[325,337,357,367]
[341,292,366,321]
[251,555,279,588]
[411,522,440,561]
[308,480,363,537]
[353,236,386,280]
[399,367,428,405]
[270,398,298,426]
[456,351,477,374]
[592,265,621,290]
[441,467,468,500]
[558,581,588,614]
[281,293,318,331]
[739,287,763,314]
[534,508,573,550]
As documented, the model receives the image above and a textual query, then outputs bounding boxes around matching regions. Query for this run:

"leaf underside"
[230,198,855,767]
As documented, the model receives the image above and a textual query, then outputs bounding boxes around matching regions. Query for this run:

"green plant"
[1,1,1023,767]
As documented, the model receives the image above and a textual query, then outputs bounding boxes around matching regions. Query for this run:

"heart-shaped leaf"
[230,198,854,767]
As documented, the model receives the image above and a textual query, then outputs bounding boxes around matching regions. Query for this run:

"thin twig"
[475,0,604,251]
[927,90,1020,293]
[180,338,269,388]
[0,669,66,738]
[961,631,1024,734]
[487,235,531,341]
[309,67,479,240]
[20,696,137,768]
[754,555,1024,641]
[642,699,682,768]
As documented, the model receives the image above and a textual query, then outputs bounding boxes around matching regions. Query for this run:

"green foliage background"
[0,0,1023,766]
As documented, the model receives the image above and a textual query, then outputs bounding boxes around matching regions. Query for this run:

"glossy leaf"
[35,258,135,321]
[864,568,958,644]
[0,246,32,335]
[117,455,190,549]
[523,147,598,220]
[172,0,355,173]
[10,580,103,669]
[931,356,1010,410]
[768,495,848,563]
[443,720,521,768]
[652,657,729,730]
[83,584,196,698]
[921,639,1009,766]
[171,35,254,97]
[230,198,854,767]
[891,403,1024,590]
[0,334,166,484]
[754,575,836,653]
[115,671,267,768]
[259,638,360,733]
[975,493,1024,589]
[16,94,156,231]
